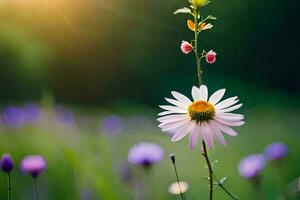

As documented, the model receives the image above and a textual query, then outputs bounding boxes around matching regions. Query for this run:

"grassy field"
[0,95,299,200]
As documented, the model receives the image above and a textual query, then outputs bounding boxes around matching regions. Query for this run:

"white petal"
[208,122,226,145]
[158,110,178,116]
[215,113,244,121]
[189,124,200,149]
[200,123,214,148]
[161,116,190,125]
[212,121,238,136]
[159,105,187,113]
[171,91,192,105]
[191,86,201,101]
[171,121,194,142]
[218,103,243,113]
[157,114,188,123]
[199,85,208,101]
[215,96,238,109]
[208,89,226,105]
[214,117,245,126]
[202,23,213,30]
[158,119,190,132]
[165,98,188,109]
[159,118,190,129]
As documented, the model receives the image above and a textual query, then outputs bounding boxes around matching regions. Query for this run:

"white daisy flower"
[157,85,244,149]
[168,181,189,195]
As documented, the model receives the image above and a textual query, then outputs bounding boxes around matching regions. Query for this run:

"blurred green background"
[0,0,299,199]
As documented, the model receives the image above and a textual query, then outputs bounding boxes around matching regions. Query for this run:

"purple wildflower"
[238,154,266,179]
[2,106,24,128]
[80,189,94,200]
[56,107,74,126]
[101,115,123,136]
[265,142,288,161]
[23,103,40,123]
[20,155,46,177]
[128,142,164,167]
[0,154,14,172]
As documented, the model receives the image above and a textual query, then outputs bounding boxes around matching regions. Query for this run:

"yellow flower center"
[188,100,215,123]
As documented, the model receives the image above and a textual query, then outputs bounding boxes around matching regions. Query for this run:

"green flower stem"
[193,7,238,200]
[7,173,11,200]
[252,177,264,200]
[193,7,213,200]
[34,177,38,200]
[193,8,203,86]
[201,141,214,200]
[275,162,289,200]
[172,161,187,200]
[213,173,239,200]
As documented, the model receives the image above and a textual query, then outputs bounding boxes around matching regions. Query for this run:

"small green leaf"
[213,182,219,186]
[207,15,217,20]
[201,1,211,7]
[174,7,191,15]
[220,177,227,185]
[190,5,196,10]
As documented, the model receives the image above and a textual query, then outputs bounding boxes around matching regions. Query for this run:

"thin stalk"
[193,7,212,200]
[33,177,38,200]
[144,168,153,200]
[213,173,238,200]
[7,173,11,200]
[193,8,202,86]
[193,6,238,200]
[172,161,187,200]
[202,141,214,200]
[275,162,289,200]
[252,177,264,200]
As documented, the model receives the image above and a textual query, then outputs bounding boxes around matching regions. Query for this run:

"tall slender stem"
[172,161,186,200]
[275,162,289,200]
[193,8,203,86]
[252,178,264,200]
[193,7,213,200]
[202,141,214,200]
[33,177,38,200]
[193,7,238,200]
[144,169,151,200]
[213,173,238,200]
[7,173,11,200]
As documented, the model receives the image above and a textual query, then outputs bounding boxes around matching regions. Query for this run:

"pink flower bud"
[180,41,193,54]
[206,50,217,64]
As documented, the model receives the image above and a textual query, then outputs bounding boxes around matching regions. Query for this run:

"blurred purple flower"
[80,189,94,200]
[56,107,74,126]
[2,106,24,128]
[0,154,14,172]
[20,155,46,177]
[128,142,164,167]
[265,142,288,161]
[101,115,123,135]
[23,103,40,123]
[238,154,266,179]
